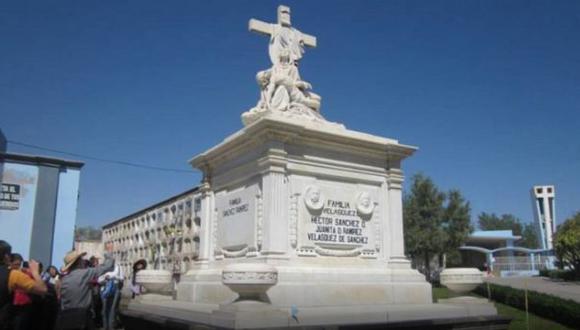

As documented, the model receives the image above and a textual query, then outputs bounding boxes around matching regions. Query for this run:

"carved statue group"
[243,5,324,125]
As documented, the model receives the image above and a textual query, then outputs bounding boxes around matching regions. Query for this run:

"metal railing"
[491,256,552,273]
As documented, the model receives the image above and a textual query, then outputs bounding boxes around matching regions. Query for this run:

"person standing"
[0,240,47,330]
[98,262,123,330]
[39,266,60,330]
[10,255,35,330]
[87,257,102,329]
[130,259,147,299]
[56,243,114,330]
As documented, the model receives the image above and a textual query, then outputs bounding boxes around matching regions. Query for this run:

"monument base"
[177,261,432,307]
[121,296,510,329]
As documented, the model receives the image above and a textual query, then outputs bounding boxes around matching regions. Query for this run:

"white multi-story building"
[102,187,202,279]
[530,185,556,250]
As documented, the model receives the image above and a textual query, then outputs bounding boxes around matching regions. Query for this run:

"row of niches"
[111,237,200,259]
[102,195,201,241]
[116,254,198,279]
[111,239,200,277]
[105,220,201,251]
[102,192,203,275]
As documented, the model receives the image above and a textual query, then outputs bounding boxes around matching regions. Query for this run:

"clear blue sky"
[2,0,579,229]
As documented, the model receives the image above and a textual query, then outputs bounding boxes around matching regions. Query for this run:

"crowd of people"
[0,240,147,330]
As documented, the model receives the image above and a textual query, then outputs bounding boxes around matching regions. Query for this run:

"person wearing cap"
[56,242,114,330]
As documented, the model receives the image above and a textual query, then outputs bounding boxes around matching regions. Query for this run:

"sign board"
[0,183,20,210]
[299,184,378,255]
[216,185,258,251]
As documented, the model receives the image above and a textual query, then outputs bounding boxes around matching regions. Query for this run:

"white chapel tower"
[531,185,556,250]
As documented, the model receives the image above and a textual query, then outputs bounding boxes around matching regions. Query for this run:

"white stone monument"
[177,5,429,307]
[124,6,506,329]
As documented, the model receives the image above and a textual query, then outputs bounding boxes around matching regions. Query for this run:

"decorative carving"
[303,185,324,211]
[222,246,249,258]
[242,5,328,126]
[222,271,278,283]
[289,193,300,248]
[297,246,317,257]
[256,191,263,250]
[315,246,361,257]
[246,246,258,258]
[213,207,223,259]
[360,249,377,259]
[355,192,374,216]
[222,263,278,303]
[374,201,381,252]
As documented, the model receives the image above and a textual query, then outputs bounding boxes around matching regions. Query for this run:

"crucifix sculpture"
[249,5,317,66]
[243,5,323,126]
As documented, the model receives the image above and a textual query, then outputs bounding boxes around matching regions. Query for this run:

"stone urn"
[222,263,278,304]
[136,269,173,295]
[440,268,483,294]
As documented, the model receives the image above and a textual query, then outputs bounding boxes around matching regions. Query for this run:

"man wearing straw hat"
[56,242,115,330]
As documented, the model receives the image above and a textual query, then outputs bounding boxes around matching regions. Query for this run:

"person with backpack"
[97,262,123,330]
[56,243,114,330]
[0,240,47,330]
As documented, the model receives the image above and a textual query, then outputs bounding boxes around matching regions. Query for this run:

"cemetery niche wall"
[102,187,202,279]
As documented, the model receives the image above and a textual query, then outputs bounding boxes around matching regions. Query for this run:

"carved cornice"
[189,117,417,175]
[387,169,405,190]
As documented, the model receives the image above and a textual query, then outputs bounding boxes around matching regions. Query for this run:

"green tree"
[520,223,539,249]
[553,212,580,277]
[478,213,523,234]
[403,174,472,280]
[477,212,538,248]
[443,190,473,266]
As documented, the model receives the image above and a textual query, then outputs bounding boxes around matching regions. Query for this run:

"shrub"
[475,283,580,328]
[539,269,579,281]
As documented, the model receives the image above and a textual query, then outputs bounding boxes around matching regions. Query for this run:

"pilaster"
[379,179,390,262]
[196,183,214,265]
[259,145,289,257]
[387,168,410,268]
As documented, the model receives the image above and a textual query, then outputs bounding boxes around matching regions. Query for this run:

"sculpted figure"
[243,5,323,125]
[256,50,320,113]
[268,6,305,66]
[304,185,324,211]
[356,192,374,216]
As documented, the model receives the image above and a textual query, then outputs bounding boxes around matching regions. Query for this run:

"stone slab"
[122,298,508,329]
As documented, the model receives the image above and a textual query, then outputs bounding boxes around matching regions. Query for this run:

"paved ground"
[484,276,580,303]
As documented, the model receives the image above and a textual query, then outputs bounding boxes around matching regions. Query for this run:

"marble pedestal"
[176,113,431,308]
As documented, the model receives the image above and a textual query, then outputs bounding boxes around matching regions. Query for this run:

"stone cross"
[249,5,317,65]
